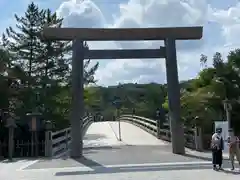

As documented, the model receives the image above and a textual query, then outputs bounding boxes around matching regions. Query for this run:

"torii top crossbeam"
[41,26,203,41]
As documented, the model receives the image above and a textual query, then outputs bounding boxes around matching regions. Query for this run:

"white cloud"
[56,0,235,86]
[57,0,106,28]
[95,59,166,85]
[209,2,240,47]
[111,0,207,50]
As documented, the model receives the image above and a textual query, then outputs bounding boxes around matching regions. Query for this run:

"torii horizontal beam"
[85,48,166,59]
[41,27,203,41]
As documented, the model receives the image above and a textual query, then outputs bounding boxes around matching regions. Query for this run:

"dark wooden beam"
[84,48,166,59]
[41,27,203,41]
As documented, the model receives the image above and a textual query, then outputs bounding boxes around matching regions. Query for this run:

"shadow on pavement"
[83,146,122,154]
[83,145,122,151]
[56,146,123,159]
[183,152,237,163]
[83,134,107,141]
[221,169,240,175]
[55,164,213,176]
[182,153,212,161]
[0,157,37,163]
[72,156,104,169]
[57,146,122,159]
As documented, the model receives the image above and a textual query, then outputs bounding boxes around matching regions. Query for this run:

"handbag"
[211,142,218,151]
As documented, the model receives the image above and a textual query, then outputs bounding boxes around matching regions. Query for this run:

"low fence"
[46,115,93,158]
[118,115,202,150]
[0,139,45,158]
[0,127,46,158]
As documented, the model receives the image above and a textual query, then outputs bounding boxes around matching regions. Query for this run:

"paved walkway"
[83,121,125,148]
[3,162,240,180]
[1,121,240,179]
[186,148,229,160]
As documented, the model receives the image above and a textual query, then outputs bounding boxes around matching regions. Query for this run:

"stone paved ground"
[26,145,211,169]
[1,121,240,179]
[2,161,240,180]
[186,148,230,160]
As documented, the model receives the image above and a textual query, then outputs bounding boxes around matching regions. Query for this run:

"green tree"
[1,2,99,128]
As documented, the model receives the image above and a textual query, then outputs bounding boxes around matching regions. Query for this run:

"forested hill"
[87,80,194,121]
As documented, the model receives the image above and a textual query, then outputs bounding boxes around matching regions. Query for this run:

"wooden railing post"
[157,119,161,139]
[0,141,2,160]
[194,126,203,151]
[65,129,69,153]
[45,131,52,157]
[5,116,17,161]
[45,120,53,157]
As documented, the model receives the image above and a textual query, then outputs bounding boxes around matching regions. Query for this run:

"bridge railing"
[118,114,202,150]
[46,115,93,158]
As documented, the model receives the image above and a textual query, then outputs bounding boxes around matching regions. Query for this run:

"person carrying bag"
[211,128,224,170]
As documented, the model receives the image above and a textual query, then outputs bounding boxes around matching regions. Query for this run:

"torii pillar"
[71,39,85,157]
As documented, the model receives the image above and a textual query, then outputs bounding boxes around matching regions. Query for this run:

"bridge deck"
[83,121,125,148]
[83,121,167,147]
[108,121,168,145]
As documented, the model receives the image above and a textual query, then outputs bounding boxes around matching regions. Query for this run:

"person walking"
[227,129,240,170]
[211,128,224,170]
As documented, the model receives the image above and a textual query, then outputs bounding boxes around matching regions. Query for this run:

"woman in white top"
[211,128,224,170]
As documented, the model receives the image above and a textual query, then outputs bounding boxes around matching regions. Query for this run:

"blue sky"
[0,0,123,28]
[0,0,239,86]
[210,0,237,9]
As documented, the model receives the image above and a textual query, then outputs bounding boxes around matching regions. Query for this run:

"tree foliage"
[0,2,98,130]
[177,50,240,133]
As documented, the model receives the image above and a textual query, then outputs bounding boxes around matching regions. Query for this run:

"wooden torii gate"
[41,26,203,158]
